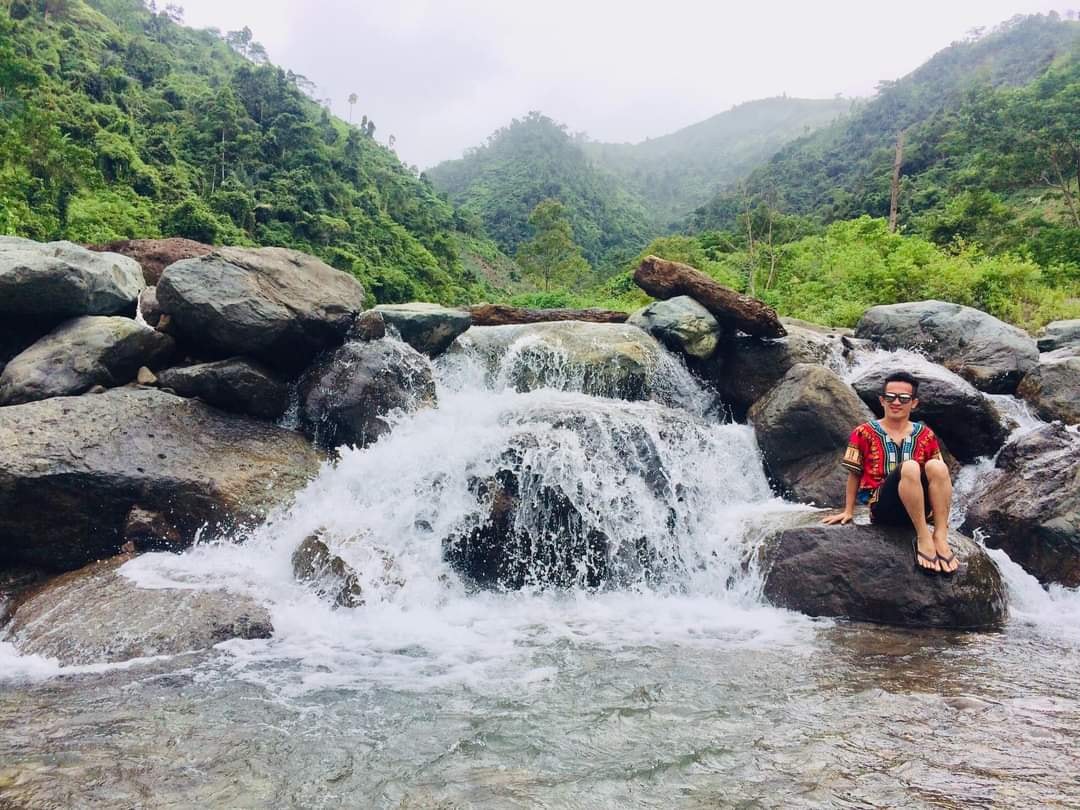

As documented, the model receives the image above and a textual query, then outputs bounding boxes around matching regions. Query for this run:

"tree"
[347,92,357,123]
[515,199,591,292]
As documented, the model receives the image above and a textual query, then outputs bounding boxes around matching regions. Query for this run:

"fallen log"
[467,304,629,326]
[634,255,786,338]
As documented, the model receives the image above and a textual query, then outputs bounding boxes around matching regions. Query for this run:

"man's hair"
[883,370,919,396]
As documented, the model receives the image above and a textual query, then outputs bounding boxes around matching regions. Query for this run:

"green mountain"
[426,111,654,271]
[692,14,1080,266]
[584,96,851,229]
[0,0,504,304]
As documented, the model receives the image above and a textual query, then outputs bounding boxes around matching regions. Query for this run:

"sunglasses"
[881,393,915,403]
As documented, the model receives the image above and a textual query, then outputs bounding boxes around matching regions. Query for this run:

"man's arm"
[821,472,860,524]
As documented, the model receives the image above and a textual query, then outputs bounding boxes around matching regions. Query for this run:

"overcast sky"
[177,0,1068,169]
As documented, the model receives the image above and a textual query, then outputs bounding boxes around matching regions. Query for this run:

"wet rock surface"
[156,358,288,421]
[851,361,1008,462]
[962,423,1080,587]
[749,364,873,507]
[348,309,386,341]
[762,522,1007,630]
[156,246,365,371]
[0,316,174,405]
[291,533,364,608]
[1017,354,1080,425]
[854,300,1038,394]
[374,302,472,357]
[628,295,720,359]
[3,555,272,665]
[299,339,436,450]
[0,388,320,571]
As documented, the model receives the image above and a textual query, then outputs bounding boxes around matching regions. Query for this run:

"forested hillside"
[0,0,501,304]
[692,14,1080,269]
[584,97,850,229]
[426,112,654,271]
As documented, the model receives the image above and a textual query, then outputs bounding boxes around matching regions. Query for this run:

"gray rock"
[0,236,144,320]
[962,423,1080,587]
[1017,354,1080,425]
[3,555,272,665]
[762,522,1006,630]
[692,319,845,419]
[1036,319,1080,353]
[156,358,288,421]
[138,285,163,327]
[854,300,1039,393]
[299,339,436,450]
[349,309,386,342]
[156,246,365,371]
[0,316,174,405]
[449,322,665,402]
[292,533,364,608]
[628,295,721,359]
[749,364,873,507]
[374,302,472,356]
[851,361,1008,462]
[0,387,320,571]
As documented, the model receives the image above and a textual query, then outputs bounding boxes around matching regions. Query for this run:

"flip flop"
[913,537,939,575]
[937,553,959,577]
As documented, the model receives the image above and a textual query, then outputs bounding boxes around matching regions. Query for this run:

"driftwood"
[466,304,628,326]
[633,255,786,339]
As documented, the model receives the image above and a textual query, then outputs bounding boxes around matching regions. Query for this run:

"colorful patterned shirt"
[841,420,942,495]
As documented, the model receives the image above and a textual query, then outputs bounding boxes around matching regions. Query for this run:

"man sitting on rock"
[822,371,958,574]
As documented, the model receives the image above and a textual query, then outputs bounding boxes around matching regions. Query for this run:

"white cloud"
[177,0,1067,168]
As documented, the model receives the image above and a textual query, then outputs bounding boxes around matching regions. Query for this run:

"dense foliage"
[692,14,1080,271]
[0,0,501,304]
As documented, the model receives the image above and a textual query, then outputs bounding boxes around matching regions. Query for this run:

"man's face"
[880,381,918,419]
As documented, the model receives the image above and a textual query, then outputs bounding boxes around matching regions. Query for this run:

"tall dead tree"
[888,130,906,233]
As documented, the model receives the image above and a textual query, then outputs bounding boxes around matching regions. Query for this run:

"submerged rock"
[449,322,665,401]
[157,246,365,371]
[749,364,873,507]
[0,316,174,405]
[762,522,1007,630]
[851,361,1008,462]
[156,358,288,421]
[962,423,1080,587]
[374,302,472,357]
[854,300,1038,394]
[1017,354,1080,425]
[0,388,320,571]
[1036,319,1080,353]
[291,533,364,608]
[628,295,720,359]
[299,339,436,450]
[3,555,272,665]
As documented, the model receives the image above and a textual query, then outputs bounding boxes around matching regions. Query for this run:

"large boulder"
[0,236,144,320]
[447,322,666,402]
[156,358,288,421]
[854,300,1038,394]
[0,388,321,571]
[850,360,1008,462]
[628,295,721,359]
[156,246,365,371]
[961,423,1080,587]
[87,237,213,285]
[0,316,174,406]
[3,555,272,665]
[692,319,846,420]
[299,339,436,450]
[749,364,873,507]
[1036,319,1080,353]
[1017,353,1080,425]
[762,522,1007,629]
[374,302,472,357]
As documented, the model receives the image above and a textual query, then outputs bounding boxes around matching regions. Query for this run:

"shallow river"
[2,335,1079,808]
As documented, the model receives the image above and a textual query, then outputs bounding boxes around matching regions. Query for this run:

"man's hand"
[821,510,854,525]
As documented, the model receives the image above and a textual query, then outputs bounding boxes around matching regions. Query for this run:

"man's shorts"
[867,465,932,527]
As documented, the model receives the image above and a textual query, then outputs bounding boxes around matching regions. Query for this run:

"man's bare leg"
[925,458,957,572]
[899,459,938,572]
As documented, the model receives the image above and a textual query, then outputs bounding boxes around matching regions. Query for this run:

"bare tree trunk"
[888,130,905,233]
